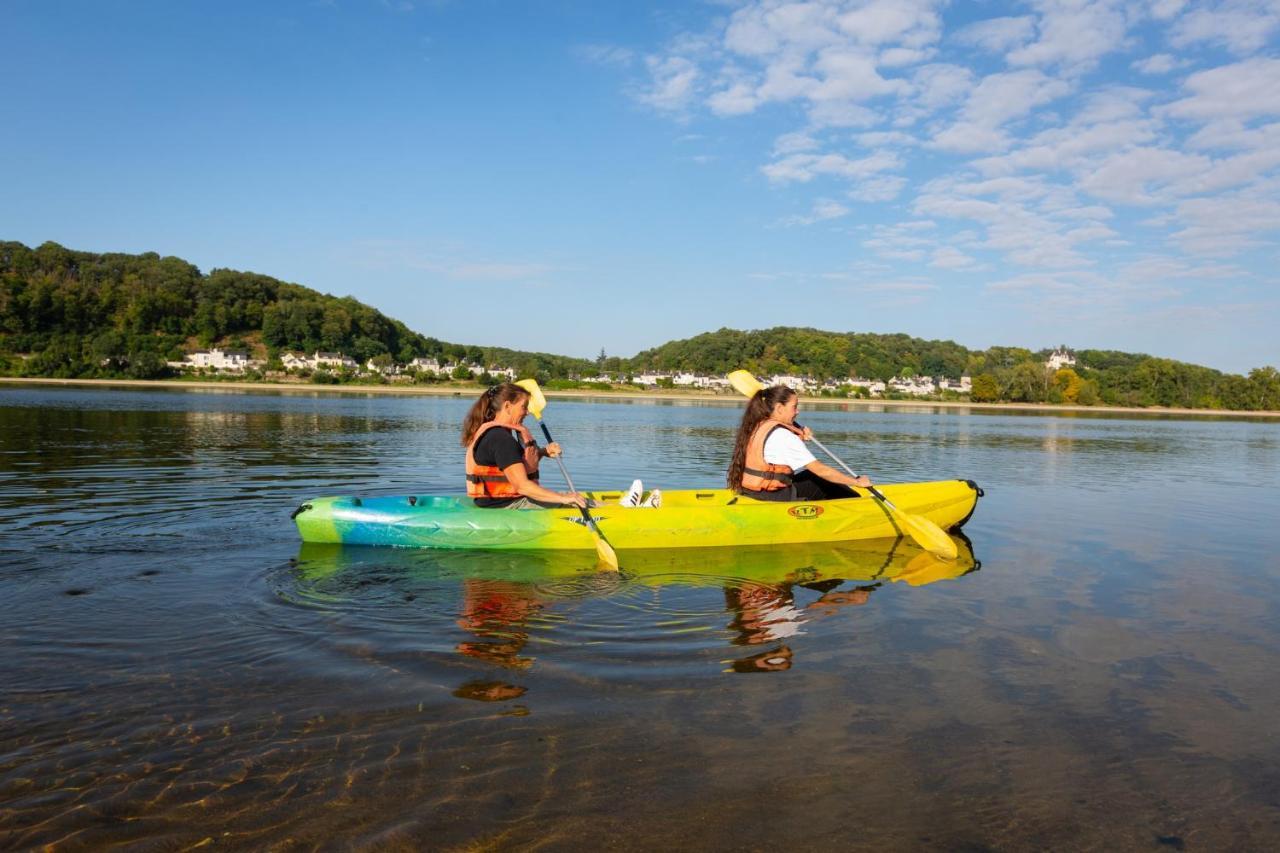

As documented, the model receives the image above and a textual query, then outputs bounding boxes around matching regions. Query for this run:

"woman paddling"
[462,383,587,509]
[728,384,873,501]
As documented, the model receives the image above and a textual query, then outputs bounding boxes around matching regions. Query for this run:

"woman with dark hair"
[727,384,872,502]
[462,383,587,509]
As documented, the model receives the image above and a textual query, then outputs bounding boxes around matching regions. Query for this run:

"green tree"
[1055,368,1083,404]
[970,373,1000,402]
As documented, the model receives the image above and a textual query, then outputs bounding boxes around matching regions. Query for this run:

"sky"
[3,0,1279,374]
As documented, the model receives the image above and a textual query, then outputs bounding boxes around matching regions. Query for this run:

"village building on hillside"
[847,378,887,396]
[170,347,261,373]
[279,351,357,372]
[939,376,974,393]
[1046,348,1076,370]
[313,352,357,370]
[408,357,442,373]
[888,376,937,396]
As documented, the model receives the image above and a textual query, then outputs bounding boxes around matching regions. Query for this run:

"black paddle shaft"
[535,421,600,526]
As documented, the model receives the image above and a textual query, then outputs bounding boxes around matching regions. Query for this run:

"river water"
[2,385,1279,850]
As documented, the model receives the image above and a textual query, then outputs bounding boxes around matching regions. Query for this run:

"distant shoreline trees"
[2,241,1277,411]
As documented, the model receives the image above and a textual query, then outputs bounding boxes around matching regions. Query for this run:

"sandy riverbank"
[3,376,1278,418]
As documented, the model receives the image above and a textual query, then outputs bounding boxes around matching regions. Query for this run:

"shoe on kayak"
[620,479,643,507]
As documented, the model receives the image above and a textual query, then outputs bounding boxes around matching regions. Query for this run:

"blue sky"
[3,1,1278,374]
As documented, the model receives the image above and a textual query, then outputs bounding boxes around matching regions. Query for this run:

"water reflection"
[292,536,979,695]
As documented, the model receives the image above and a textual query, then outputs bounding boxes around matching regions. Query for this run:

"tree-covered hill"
[629,326,1279,411]
[0,241,593,379]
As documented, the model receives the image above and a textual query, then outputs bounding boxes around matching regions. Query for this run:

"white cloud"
[914,178,1107,267]
[834,0,944,47]
[1163,58,1280,122]
[1149,0,1187,21]
[929,246,977,268]
[952,15,1035,52]
[578,44,637,67]
[638,56,699,112]
[1131,53,1183,75]
[855,130,917,147]
[1186,120,1280,152]
[1005,0,1131,71]
[810,48,905,101]
[1169,0,1280,54]
[1120,256,1243,281]
[773,131,821,155]
[970,88,1157,175]
[708,81,762,115]
[847,174,908,201]
[779,198,852,226]
[762,149,901,183]
[930,69,1073,153]
[807,99,880,127]
[1171,194,1280,255]
[1078,147,1212,204]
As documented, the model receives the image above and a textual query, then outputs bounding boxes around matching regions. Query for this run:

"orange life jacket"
[465,421,541,499]
[740,419,805,492]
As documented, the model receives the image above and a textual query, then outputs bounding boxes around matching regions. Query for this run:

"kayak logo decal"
[788,505,824,519]
[565,514,605,527]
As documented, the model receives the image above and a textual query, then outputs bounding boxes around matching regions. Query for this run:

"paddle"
[514,379,620,570]
[726,370,958,560]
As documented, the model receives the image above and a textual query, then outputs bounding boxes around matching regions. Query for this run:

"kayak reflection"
[292,535,979,690]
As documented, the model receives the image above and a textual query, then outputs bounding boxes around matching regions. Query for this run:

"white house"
[313,352,357,370]
[365,358,402,375]
[768,374,818,392]
[888,376,937,396]
[281,352,310,371]
[408,357,442,373]
[185,348,253,372]
[632,372,670,386]
[1046,349,1076,370]
[939,376,973,393]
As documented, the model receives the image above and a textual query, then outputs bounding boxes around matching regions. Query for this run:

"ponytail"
[461,383,530,445]
[727,385,796,490]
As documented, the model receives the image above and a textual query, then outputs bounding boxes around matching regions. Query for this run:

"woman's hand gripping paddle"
[727,370,958,560]
[514,379,620,570]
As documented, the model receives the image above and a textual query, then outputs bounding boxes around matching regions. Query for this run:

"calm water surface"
[2,386,1279,850]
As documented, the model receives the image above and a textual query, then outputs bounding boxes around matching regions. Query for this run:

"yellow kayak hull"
[293,480,982,552]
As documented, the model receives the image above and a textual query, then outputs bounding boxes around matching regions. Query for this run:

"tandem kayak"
[292,479,982,552]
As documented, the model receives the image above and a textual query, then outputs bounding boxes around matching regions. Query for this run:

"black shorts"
[740,470,859,502]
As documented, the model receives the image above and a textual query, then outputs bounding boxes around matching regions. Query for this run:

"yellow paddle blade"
[889,507,958,560]
[594,535,620,571]
[514,378,548,419]
[727,370,764,398]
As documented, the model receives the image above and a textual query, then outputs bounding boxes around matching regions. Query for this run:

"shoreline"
[3,375,1278,418]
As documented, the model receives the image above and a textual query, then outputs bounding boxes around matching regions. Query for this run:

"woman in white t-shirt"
[727,384,873,502]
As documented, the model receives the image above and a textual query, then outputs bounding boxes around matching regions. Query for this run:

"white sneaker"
[640,489,662,508]
[620,479,643,507]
